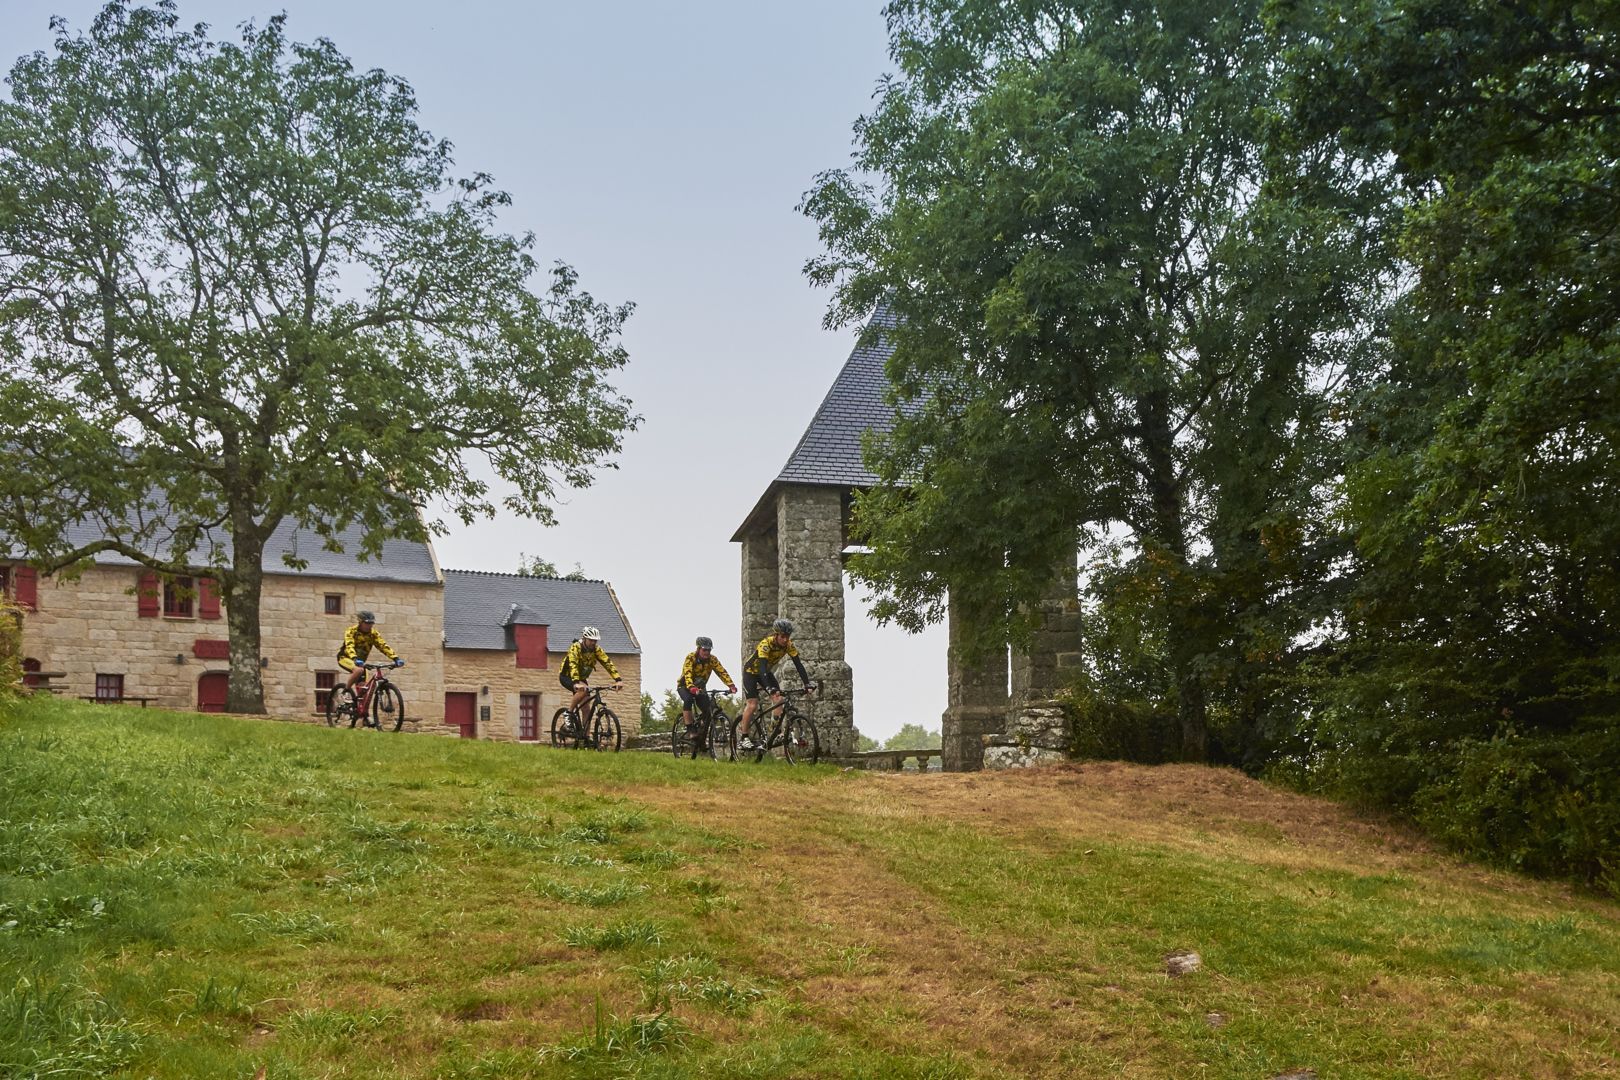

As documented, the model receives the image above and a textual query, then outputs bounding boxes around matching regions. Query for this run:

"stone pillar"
[739,526,780,657]
[987,558,1082,769]
[941,588,1008,772]
[776,486,854,757]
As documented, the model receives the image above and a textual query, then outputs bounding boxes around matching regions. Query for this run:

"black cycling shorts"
[559,670,576,691]
[676,685,709,708]
[741,668,779,700]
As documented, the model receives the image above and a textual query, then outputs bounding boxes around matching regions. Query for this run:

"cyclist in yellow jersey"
[336,610,404,694]
[677,636,738,732]
[737,617,813,752]
[560,625,622,718]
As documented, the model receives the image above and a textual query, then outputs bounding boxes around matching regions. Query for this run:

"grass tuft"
[560,920,664,951]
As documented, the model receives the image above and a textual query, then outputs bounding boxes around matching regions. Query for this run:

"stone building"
[440,569,641,743]
[4,529,641,741]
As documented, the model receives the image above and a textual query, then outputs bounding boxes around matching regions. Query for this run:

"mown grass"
[1,694,1617,1079]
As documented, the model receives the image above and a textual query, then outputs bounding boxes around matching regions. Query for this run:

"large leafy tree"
[1276,0,1620,869]
[0,2,635,712]
[805,0,1390,759]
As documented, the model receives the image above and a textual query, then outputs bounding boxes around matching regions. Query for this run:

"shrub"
[1409,725,1620,896]
[1063,683,1179,764]
[0,601,23,703]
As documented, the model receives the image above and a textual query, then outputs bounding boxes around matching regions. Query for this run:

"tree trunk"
[225,531,267,714]
[1137,389,1210,761]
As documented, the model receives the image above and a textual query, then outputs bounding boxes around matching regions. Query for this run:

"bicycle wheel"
[371,682,406,732]
[702,704,729,761]
[326,685,357,728]
[551,707,583,749]
[591,707,622,752]
[781,709,821,765]
[670,716,690,758]
[726,716,742,762]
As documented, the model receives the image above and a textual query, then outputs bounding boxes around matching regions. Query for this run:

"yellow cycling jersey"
[743,634,800,676]
[337,624,398,663]
[564,639,620,683]
[680,651,733,691]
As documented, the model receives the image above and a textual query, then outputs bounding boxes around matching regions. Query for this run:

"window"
[0,566,9,599]
[325,594,344,615]
[95,673,124,701]
[519,694,539,741]
[315,672,337,714]
[163,576,195,618]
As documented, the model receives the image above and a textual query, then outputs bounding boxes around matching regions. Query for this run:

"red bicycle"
[325,661,407,732]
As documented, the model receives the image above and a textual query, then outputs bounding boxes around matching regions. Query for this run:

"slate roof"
[442,569,639,654]
[733,306,916,539]
[5,511,440,584]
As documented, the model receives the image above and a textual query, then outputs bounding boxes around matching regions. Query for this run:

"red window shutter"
[14,567,38,610]
[137,572,160,617]
[514,625,549,669]
[198,577,221,620]
[193,639,231,660]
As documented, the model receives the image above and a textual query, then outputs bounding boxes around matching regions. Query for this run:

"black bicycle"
[550,684,622,752]
[325,661,406,732]
[671,688,734,761]
[732,683,820,764]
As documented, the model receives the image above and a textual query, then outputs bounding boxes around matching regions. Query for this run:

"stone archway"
[733,312,1082,769]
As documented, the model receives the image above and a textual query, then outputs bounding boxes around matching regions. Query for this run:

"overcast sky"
[0,0,947,740]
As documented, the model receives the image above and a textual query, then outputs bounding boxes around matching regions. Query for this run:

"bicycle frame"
[675,688,733,760]
[551,684,622,752]
[327,660,405,732]
[735,683,820,764]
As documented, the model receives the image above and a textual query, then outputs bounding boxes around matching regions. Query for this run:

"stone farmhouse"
[2,524,641,742]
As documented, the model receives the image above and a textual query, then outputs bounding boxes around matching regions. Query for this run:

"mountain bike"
[550,684,622,752]
[326,661,406,732]
[671,689,734,761]
[732,683,820,764]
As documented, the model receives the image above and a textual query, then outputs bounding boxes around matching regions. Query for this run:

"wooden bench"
[26,671,68,695]
[850,748,943,771]
[80,695,155,708]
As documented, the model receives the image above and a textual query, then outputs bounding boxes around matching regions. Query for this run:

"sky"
[0,0,948,741]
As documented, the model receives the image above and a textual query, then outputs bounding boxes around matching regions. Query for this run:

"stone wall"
[988,559,1082,769]
[443,648,642,743]
[775,486,854,756]
[17,565,444,723]
[941,587,1009,772]
[739,529,779,659]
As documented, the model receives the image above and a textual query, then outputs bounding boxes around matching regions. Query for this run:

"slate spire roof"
[732,306,910,540]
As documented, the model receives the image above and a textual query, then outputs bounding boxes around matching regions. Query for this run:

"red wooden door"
[445,692,477,738]
[197,672,228,713]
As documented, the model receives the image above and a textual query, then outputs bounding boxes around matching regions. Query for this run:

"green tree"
[850,727,880,753]
[516,553,587,580]
[0,3,635,712]
[1275,0,1620,882]
[805,0,1389,760]
[882,723,940,752]
[640,691,657,731]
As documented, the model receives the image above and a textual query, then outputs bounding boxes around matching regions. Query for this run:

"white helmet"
[580,626,600,641]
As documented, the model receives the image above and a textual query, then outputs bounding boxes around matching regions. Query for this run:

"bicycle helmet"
[695,636,713,650]
[358,610,376,623]
[772,618,795,636]
[580,625,600,640]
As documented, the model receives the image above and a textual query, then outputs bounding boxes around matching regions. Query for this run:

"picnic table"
[80,695,155,708]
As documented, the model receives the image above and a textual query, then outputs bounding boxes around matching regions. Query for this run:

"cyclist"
[561,625,623,722]
[336,609,404,693]
[736,617,813,752]
[678,636,738,734]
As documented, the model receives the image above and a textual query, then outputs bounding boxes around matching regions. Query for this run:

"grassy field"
[1,696,1617,1079]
